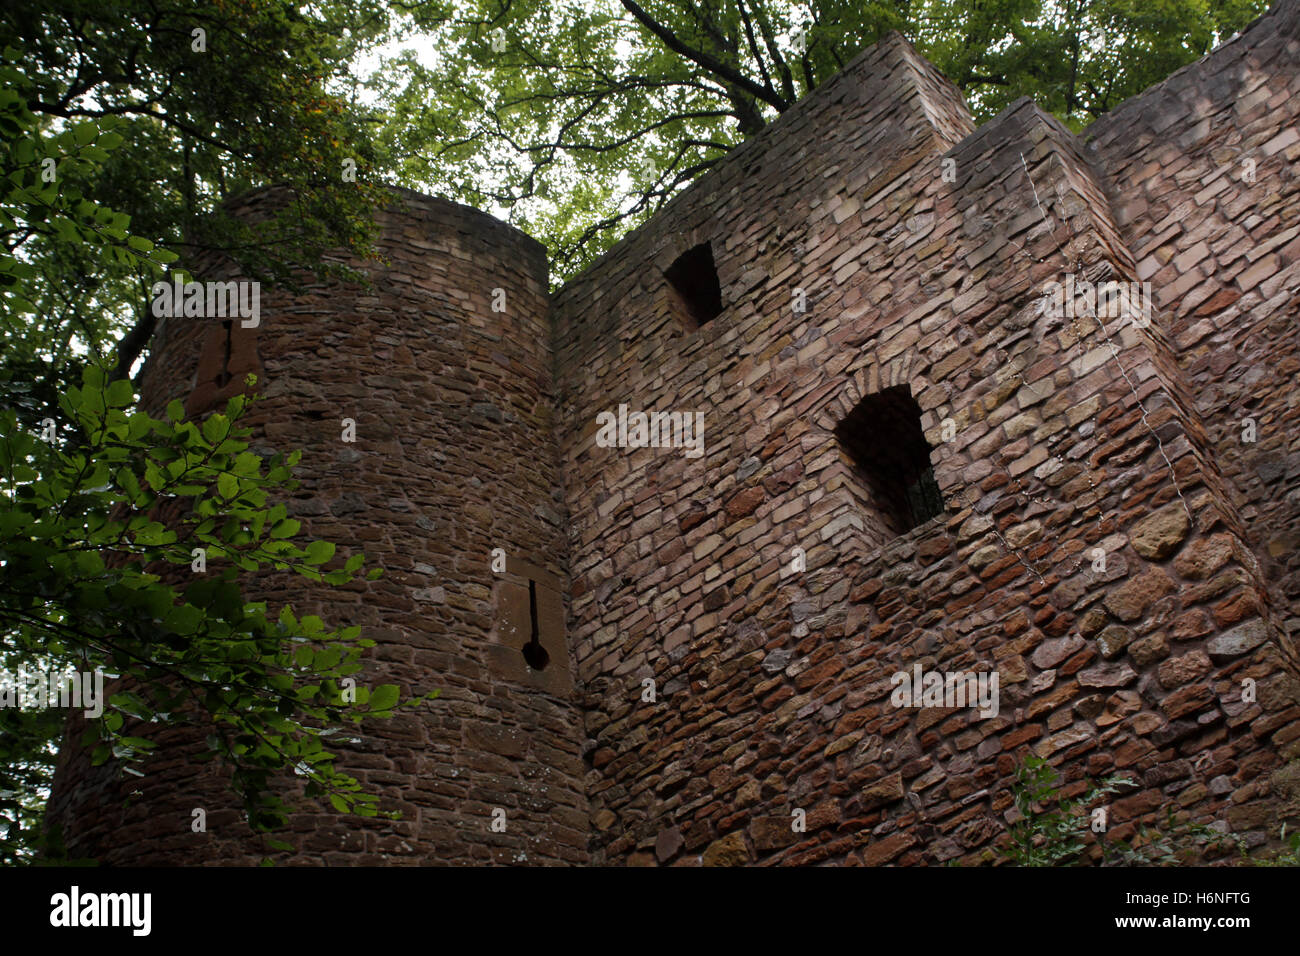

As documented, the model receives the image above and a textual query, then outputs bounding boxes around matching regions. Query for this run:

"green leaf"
[304,540,335,565]
[201,414,229,444]
[106,378,134,408]
[269,518,300,539]
[217,472,239,500]
[368,684,399,711]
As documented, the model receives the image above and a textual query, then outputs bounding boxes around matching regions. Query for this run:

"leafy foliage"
[1005,753,1118,865]
[1004,754,1233,866]
[371,0,1269,280]
[0,0,392,393]
[0,18,432,863]
[1237,825,1300,866]
[0,51,176,433]
[0,366,439,864]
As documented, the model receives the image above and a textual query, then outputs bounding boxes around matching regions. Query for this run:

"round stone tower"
[45,188,588,865]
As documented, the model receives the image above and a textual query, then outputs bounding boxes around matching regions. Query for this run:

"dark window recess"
[522,579,550,671]
[214,319,233,387]
[835,384,945,538]
[664,242,723,328]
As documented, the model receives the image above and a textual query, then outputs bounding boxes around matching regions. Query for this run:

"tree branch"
[619,0,789,115]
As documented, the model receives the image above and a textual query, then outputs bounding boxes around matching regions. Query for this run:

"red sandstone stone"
[46,1,1300,868]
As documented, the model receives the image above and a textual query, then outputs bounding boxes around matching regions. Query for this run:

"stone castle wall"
[46,0,1300,865]
[46,189,590,865]
[1085,0,1300,654]
[553,0,1299,865]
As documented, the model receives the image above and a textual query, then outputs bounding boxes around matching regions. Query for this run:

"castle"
[46,0,1300,865]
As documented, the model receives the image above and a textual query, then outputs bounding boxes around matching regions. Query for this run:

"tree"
[0,0,393,400]
[373,0,1268,279]
[0,366,427,864]
[0,11,430,862]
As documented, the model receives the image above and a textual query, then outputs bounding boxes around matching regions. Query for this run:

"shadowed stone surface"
[46,0,1300,866]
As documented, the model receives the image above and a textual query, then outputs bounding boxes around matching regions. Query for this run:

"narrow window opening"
[214,319,233,387]
[664,242,722,328]
[834,384,945,540]
[522,579,550,671]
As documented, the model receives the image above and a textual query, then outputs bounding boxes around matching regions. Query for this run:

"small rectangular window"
[664,242,722,328]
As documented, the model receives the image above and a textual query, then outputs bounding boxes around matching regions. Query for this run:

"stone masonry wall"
[44,0,1300,867]
[45,188,590,865]
[1086,0,1300,651]
[1082,0,1300,840]
[553,7,1300,865]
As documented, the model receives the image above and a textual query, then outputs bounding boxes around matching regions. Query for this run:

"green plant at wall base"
[1096,807,1236,866]
[1005,754,1116,865]
[1003,754,1231,866]
[1237,826,1300,866]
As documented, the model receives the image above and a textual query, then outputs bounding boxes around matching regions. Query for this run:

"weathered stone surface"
[1129,633,1170,668]
[1033,635,1086,670]
[1078,662,1139,688]
[1158,650,1213,688]
[1096,691,1142,728]
[1096,626,1134,659]
[862,831,917,865]
[702,831,752,866]
[47,0,1300,869]
[1207,619,1269,660]
[1271,760,1300,818]
[1162,684,1216,719]
[1174,534,1234,580]
[1103,569,1176,622]
[750,816,799,851]
[725,486,766,521]
[862,772,905,809]
[1037,726,1094,756]
[1129,504,1191,560]
[655,826,684,861]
